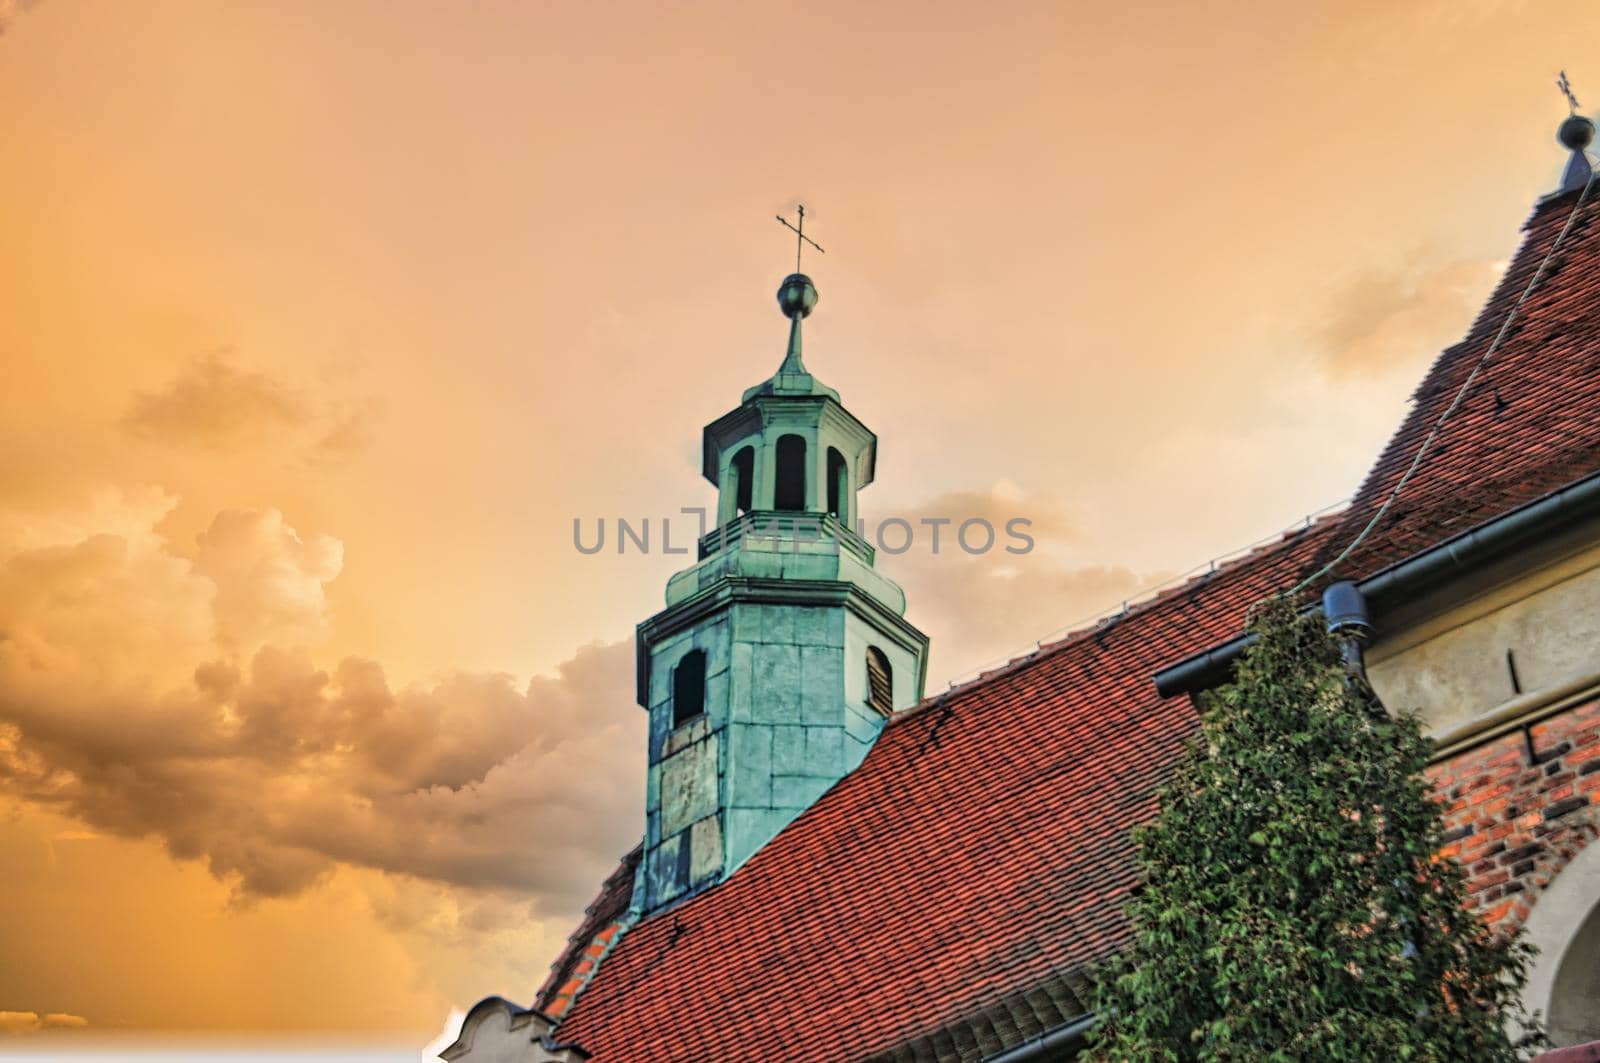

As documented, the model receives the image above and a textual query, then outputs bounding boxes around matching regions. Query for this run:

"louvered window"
[866,646,893,716]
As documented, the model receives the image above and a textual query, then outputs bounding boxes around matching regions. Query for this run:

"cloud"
[866,483,1163,686]
[311,398,385,460]
[0,492,643,914]
[123,353,310,449]
[0,1011,87,1035]
[900,552,1158,687]
[121,352,381,460]
[1311,254,1505,376]
[193,508,343,652]
[0,480,1135,926]
[0,0,42,36]
[877,481,1081,548]
[0,489,337,685]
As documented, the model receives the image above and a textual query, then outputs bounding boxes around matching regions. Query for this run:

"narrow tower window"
[774,435,807,511]
[673,649,707,728]
[730,446,755,515]
[865,646,893,716]
[826,447,847,519]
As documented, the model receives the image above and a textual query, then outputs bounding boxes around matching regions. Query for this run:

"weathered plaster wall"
[1368,543,1600,736]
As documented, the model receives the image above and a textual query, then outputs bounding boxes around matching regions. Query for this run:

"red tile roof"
[542,185,1600,1062]
[537,846,640,1020]
[1308,183,1600,584]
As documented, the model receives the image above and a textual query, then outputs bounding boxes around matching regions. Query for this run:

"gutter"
[1153,469,1600,699]
[982,1014,1097,1063]
[1152,630,1256,698]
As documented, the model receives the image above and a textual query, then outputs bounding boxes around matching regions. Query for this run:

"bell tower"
[634,266,930,913]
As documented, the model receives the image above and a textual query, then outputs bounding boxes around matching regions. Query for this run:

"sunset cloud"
[0,479,1139,928]
[123,353,310,449]
[121,353,381,461]
[0,492,642,912]
[1311,254,1506,377]
[880,482,1083,548]
[900,552,1159,686]
[871,483,1164,685]
[0,0,43,36]
[193,507,344,653]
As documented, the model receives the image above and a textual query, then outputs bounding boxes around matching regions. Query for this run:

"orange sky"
[1,0,1596,1055]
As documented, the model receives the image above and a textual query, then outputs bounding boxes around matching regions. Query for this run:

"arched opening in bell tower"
[729,446,755,515]
[826,447,847,520]
[672,649,707,728]
[775,435,807,511]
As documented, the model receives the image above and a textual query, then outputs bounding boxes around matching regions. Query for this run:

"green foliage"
[1085,598,1543,1061]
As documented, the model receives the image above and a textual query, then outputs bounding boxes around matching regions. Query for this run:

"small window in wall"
[673,649,707,728]
[865,646,893,716]
[826,447,847,519]
[730,446,755,515]
[774,434,807,511]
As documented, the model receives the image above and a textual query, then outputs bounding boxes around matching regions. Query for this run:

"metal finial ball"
[777,273,818,320]
[1559,114,1596,152]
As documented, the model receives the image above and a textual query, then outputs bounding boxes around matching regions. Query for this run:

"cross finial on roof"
[1559,70,1581,115]
[776,204,825,274]
[1555,72,1596,194]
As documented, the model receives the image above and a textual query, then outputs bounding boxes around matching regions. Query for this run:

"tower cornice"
[636,573,930,709]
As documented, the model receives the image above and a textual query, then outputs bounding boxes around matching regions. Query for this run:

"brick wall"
[1429,698,1600,931]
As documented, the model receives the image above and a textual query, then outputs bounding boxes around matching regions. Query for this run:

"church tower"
[634,265,929,913]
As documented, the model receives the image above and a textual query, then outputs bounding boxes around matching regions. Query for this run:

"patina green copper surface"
[633,268,929,913]
[741,273,839,401]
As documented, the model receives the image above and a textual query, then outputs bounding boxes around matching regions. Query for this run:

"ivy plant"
[1086,598,1543,1061]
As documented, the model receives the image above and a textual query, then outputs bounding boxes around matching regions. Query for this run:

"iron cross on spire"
[776,204,825,273]
[1559,70,1581,115]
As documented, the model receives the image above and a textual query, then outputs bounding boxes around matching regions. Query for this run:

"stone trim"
[1432,671,1600,762]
